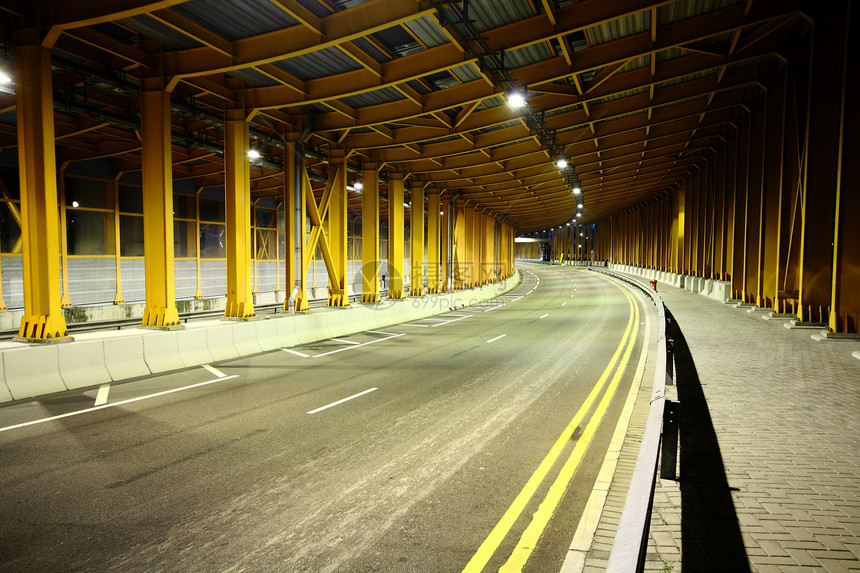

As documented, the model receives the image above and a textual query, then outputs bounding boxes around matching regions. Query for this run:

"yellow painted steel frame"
[440,195,450,292]
[464,206,474,288]
[139,80,180,328]
[409,186,424,297]
[223,112,255,318]
[57,164,72,307]
[361,162,380,302]
[15,42,70,340]
[427,192,441,294]
[388,171,405,299]
[453,201,465,289]
[327,150,349,307]
[284,140,308,312]
[483,213,494,284]
[113,176,124,304]
[302,164,342,306]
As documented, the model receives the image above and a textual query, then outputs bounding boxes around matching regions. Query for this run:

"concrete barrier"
[4,344,65,400]
[58,339,111,390]
[206,326,240,361]
[254,318,281,352]
[232,322,263,356]
[700,279,713,296]
[274,315,301,348]
[712,281,731,302]
[143,331,185,374]
[104,335,151,381]
[0,355,11,403]
[176,328,214,368]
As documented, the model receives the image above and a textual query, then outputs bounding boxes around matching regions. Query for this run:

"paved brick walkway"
[583,273,860,573]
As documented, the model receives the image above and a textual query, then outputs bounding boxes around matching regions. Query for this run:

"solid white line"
[282,348,310,358]
[484,303,506,312]
[94,383,111,406]
[365,331,398,336]
[486,334,507,343]
[422,317,450,322]
[430,315,474,327]
[539,313,549,319]
[509,296,523,302]
[312,334,405,357]
[331,339,360,345]
[562,302,567,307]
[307,388,378,414]
[403,323,430,328]
[0,375,240,434]
[201,364,227,378]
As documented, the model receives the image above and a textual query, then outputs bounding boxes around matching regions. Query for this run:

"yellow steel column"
[723,132,738,283]
[689,168,700,275]
[409,184,424,296]
[441,193,450,291]
[328,149,349,307]
[745,98,767,305]
[761,73,787,309]
[731,119,751,298]
[388,171,405,299]
[774,64,806,315]
[427,192,441,294]
[139,78,180,328]
[829,1,858,333]
[13,40,69,340]
[713,144,727,279]
[463,205,474,288]
[454,200,465,289]
[195,191,203,299]
[361,161,380,303]
[284,135,308,312]
[57,164,71,307]
[484,214,491,278]
[223,110,255,318]
[113,176,124,304]
[799,3,846,324]
[673,186,685,274]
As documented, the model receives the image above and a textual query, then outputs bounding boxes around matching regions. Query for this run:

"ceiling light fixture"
[556,158,568,169]
[507,90,526,109]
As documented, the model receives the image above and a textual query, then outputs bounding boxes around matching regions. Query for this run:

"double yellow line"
[463,276,640,573]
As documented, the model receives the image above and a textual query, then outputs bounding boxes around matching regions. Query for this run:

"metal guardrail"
[591,268,678,572]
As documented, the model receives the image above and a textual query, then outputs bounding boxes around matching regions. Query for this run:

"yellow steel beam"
[42,0,188,47]
[165,0,435,88]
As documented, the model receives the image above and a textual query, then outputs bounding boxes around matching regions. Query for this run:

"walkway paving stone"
[582,272,860,573]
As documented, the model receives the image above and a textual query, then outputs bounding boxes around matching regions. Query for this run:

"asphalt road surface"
[0,264,649,572]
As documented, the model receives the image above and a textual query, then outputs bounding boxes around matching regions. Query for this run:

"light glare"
[507,92,526,109]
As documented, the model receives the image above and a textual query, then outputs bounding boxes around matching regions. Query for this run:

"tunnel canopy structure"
[0,0,857,339]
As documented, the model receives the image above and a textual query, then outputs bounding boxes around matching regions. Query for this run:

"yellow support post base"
[16,314,71,341]
[389,288,405,300]
[224,301,256,319]
[142,306,181,327]
[362,293,380,303]
[409,285,424,297]
[114,293,125,304]
[327,292,349,307]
